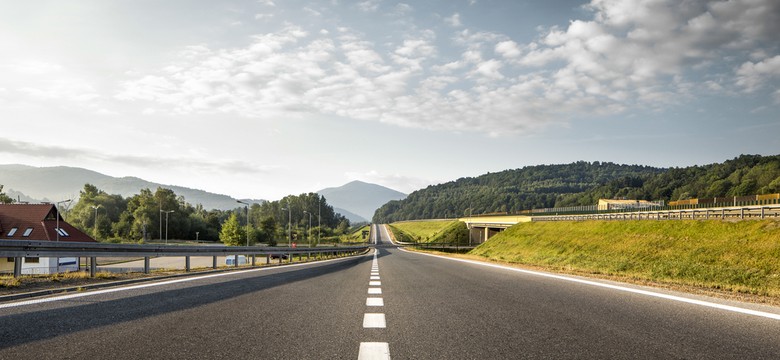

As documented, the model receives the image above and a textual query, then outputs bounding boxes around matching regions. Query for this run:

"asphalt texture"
[1,225,779,359]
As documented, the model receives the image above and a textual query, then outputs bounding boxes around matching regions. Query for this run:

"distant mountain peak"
[317,180,406,222]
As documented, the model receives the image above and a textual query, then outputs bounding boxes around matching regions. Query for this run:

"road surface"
[1,224,779,359]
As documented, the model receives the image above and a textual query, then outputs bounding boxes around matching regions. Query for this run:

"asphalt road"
[1,225,779,359]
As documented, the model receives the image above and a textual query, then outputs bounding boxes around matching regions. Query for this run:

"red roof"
[0,204,96,243]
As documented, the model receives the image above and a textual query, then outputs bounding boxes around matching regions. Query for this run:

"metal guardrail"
[0,241,369,278]
[531,205,780,222]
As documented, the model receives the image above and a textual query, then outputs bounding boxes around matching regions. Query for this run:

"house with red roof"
[0,203,96,275]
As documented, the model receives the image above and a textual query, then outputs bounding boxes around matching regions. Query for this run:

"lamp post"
[91,204,102,241]
[161,210,174,244]
[55,199,71,273]
[304,211,312,247]
[55,199,71,242]
[237,200,250,247]
[317,196,321,246]
[281,201,292,246]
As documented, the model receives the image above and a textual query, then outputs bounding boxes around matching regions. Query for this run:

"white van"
[225,255,247,266]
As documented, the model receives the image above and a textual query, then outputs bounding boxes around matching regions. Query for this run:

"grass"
[0,276,21,288]
[470,219,780,298]
[390,220,457,243]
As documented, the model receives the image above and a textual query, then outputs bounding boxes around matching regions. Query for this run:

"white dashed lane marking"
[359,248,390,359]
[363,313,387,328]
[366,297,384,306]
[358,342,391,360]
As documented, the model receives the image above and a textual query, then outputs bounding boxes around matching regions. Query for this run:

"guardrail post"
[761,207,765,219]
[213,256,217,269]
[252,254,256,266]
[14,257,22,278]
[185,256,191,272]
[266,254,270,264]
[741,208,745,219]
[235,256,239,267]
[90,257,96,278]
[144,257,150,274]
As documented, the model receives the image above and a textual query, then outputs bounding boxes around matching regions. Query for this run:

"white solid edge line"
[358,342,390,360]
[398,247,780,321]
[0,254,356,310]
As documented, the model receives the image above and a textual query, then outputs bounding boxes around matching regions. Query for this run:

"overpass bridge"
[459,215,532,244]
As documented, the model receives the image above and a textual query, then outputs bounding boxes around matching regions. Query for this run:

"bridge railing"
[531,204,780,222]
[0,240,369,278]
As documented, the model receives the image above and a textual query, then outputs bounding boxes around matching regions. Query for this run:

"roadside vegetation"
[321,224,372,245]
[390,220,468,244]
[469,219,780,298]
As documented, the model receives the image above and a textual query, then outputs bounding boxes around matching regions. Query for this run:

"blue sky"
[1,0,778,200]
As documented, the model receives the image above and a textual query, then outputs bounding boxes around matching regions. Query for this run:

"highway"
[2,225,780,359]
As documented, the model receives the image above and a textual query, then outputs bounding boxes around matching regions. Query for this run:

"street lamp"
[91,204,103,241]
[317,196,321,246]
[161,210,174,244]
[56,199,72,242]
[281,201,292,246]
[55,199,71,273]
[304,211,312,247]
[237,200,250,247]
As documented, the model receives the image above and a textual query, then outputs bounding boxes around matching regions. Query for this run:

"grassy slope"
[470,220,780,297]
[390,220,456,243]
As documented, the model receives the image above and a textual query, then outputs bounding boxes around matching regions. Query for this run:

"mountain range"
[0,164,407,222]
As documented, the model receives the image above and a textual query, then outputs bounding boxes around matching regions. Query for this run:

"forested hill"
[372,154,780,223]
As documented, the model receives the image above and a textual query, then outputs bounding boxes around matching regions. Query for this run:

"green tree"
[0,185,14,204]
[68,184,127,241]
[258,216,279,246]
[219,213,242,246]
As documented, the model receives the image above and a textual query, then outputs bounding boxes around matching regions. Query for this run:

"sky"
[1,0,778,201]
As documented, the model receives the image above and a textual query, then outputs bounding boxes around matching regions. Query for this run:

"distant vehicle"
[270,253,289,260]
[225,255,247,266]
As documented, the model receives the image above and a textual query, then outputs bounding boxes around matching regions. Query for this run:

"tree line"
[0,183,352,245]
[373,154,780,223]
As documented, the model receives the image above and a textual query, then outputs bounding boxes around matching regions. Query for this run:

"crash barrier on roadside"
[0,241,369,278]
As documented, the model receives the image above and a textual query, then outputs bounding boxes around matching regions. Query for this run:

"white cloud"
[357,0,381,13]
[445,13,462,27]
[495,40,521,58]
[736,55,780,92]
[113,0,780,137]
[392,3,413,16]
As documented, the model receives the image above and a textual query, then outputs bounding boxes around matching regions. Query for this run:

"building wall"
[1,257,78,275]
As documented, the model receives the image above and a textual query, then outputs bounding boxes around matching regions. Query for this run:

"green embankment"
[389,220,467,243]
[321,225,372,244]
[470,220,780,297]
